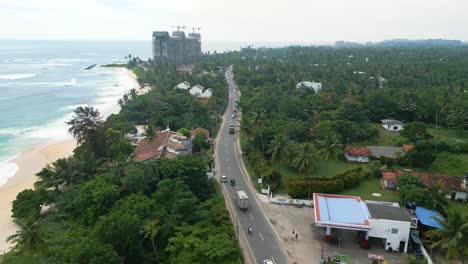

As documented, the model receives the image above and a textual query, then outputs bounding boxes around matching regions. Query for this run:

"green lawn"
[338,178,400,202]
[273,159,362,194]
[429,152,468,176]
[428,126,468,144]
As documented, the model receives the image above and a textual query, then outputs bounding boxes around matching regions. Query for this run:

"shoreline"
[0,67,139,253]
[0,139,76,252]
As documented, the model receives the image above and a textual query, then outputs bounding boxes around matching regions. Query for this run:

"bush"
[287,167,363,198]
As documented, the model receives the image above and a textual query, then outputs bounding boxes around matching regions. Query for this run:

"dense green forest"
[2,59,241,264]
[225,45,468,194]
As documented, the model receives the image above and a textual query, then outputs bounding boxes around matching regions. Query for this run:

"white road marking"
[259,232,264,241]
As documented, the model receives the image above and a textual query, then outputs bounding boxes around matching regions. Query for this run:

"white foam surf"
[0,73,36,80]
[0,161,19,187]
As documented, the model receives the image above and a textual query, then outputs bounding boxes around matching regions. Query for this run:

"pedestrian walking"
[295,233,298,240]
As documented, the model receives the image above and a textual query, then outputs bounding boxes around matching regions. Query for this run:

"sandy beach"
[0,139,76,253]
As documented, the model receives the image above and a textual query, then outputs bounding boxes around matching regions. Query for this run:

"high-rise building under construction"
[152,31,201,65]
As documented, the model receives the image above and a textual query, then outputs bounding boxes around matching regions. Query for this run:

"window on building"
[391,228,398,234]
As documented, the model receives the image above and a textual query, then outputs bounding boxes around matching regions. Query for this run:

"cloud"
[0,0,467,41]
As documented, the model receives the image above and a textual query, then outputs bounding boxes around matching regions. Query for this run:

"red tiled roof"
[345,147,372,157]
[190,127,210,139]
[382,171,397,181]
[402,144,414,152]
[395,170,465,192]
[132,130,187,161]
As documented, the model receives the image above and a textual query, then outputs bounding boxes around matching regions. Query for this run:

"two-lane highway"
[214,65,286,264]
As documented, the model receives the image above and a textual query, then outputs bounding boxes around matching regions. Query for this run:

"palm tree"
[8,218,47,255]
[428,210,468,263]
[435,90,452,128]
[142,219,161,263]
[426,180,449,215]
[129,88,138,100]
[291,143,315,173]
[53,157,80,186]
[248,111,266,154]
[267,135,291,172]
[145,124,157,141]
[35,165,64,191]
[315,135,343,177]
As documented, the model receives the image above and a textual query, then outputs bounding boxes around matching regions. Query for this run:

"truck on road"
[228,125,235,134]
[236,190,249,210]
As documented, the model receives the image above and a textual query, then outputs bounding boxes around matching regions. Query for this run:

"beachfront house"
[296,81,322,93]
[381,119,404,131]
[344,147,372,163]
[132,128,192,161]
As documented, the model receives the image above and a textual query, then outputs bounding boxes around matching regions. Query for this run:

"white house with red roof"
[345,147,372,163]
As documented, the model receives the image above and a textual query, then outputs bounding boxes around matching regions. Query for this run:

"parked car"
[221,175,227,183]
[263,259,274,264]
[230,178,235,186]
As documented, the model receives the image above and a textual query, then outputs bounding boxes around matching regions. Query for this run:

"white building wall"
[345,153,369,163]
[454,191,467,200]
[368,219,410,252]
[383,124,404,131]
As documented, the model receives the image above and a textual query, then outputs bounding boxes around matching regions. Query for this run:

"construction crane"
[191,27,201,35]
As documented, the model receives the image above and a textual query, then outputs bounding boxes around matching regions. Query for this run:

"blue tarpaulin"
[415,206,444,229]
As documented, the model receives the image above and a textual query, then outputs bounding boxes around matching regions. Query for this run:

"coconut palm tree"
[35,165,64,191]
[129,88,138,100]
[8,218,47,255]
[248,111,266,154]
[145,124,157,141]
[315,135,343,177]
[142,219,161,263]
[267,134,291,172]
[291,143,315,173]
[428,210,468,263]
[53,157,80,186]
[426,180,449,215]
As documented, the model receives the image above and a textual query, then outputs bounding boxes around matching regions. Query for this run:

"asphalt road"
[214,65,287,264]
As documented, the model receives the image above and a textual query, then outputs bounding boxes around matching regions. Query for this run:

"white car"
[263,259,274,264]
[221,175,228,183]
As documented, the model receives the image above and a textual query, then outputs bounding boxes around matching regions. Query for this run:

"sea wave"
[0,161,19,187]
[0,114,71,139]
[0,73,36,80]
[4,78,78,87]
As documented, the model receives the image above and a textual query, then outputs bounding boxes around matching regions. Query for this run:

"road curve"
[214,65,287,264]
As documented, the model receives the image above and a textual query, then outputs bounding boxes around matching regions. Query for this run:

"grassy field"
[429,152,468,176]
[273,159,362,193]
[338,178,400,202]
[428,126,468,144]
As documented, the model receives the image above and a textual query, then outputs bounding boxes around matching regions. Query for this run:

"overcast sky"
[1,0,467,43]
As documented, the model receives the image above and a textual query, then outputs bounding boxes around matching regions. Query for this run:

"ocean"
[0,40,152,186]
